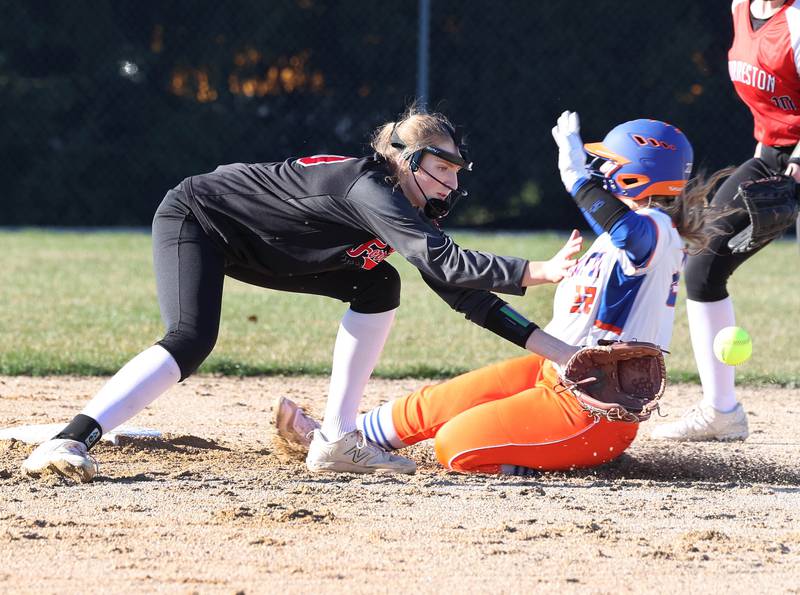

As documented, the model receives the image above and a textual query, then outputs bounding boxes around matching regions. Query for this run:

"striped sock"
[356,401,406,451]
[499,464,541,477]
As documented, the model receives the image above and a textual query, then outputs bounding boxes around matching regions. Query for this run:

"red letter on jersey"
[296,155,356,167]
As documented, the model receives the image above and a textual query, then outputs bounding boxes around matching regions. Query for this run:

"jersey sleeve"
[608,211,658,267]
[615,209,673,276]
[569,180,656,266]
[347,175,528,296]
[570,179,631,236]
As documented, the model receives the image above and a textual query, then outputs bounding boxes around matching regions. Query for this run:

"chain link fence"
[3,1,747,228]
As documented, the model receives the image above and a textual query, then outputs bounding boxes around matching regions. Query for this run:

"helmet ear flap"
[614,172,651,193]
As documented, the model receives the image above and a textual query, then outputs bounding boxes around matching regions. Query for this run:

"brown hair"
[649,167,735,254]
[371,105,457,182]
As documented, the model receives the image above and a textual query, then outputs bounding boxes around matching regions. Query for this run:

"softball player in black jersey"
[22,107,583,480]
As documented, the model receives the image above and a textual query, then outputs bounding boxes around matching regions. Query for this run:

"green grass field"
[0,230,797,384]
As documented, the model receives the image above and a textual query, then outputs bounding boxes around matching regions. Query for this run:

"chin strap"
[410,165,467,220]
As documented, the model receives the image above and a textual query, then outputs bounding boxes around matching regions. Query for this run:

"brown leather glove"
[558,340,667,423]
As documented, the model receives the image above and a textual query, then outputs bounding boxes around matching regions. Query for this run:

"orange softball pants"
[391,353,639,474]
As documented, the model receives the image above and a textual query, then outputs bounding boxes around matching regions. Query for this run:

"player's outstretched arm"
[524,328,579,366]
[552,110,657,266]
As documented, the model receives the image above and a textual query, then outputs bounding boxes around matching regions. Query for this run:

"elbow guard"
[573,180,630,232]
[483,303,539,348]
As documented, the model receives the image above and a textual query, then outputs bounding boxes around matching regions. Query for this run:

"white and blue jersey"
[545,207,685,350]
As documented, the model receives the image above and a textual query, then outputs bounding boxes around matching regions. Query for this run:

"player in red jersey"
[652,0,800,442]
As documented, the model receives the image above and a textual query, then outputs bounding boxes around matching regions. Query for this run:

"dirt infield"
[1,375,799,594]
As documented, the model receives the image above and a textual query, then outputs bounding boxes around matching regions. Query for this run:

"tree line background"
[2,1,746,229]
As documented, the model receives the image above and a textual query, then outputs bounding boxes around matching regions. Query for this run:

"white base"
[0,423,161,446]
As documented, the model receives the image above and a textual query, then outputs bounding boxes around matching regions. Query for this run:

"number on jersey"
[769,95,797,111]
[570,286,597,314]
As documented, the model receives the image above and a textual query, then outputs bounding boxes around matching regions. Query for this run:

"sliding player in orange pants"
[390,353,637,474]
[274,113,730,475]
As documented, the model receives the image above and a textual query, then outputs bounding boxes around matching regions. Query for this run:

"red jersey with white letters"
[729,0,800,145]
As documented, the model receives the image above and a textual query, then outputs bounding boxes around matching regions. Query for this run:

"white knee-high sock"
[321,308,396,440]
[686,297,737,412]
[81,345,181,433]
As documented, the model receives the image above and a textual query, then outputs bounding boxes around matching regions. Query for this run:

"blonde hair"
[371,105,457,182]
[649,167,735,254]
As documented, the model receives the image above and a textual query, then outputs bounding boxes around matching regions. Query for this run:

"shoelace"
[683,406,706,421]
[355,432,395,461]
[355,431,367,450]
[61,443,99,468]
[61,442,88,455]
[681,406,714,430]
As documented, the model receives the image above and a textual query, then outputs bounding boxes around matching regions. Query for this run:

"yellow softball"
[713,326,752,366]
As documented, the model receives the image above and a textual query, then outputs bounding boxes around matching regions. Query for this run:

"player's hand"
[551,110,589,192]
[784,162,800,182]
[541,229,583,283]
[521,229,583,286]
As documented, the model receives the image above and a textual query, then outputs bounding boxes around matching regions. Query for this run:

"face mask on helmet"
[584,119,694,201]
[390,123,474,219]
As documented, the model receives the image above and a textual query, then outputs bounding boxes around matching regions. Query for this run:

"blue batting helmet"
[584,119,694,200]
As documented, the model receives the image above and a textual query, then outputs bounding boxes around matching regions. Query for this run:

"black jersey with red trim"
[179,155,531,335]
